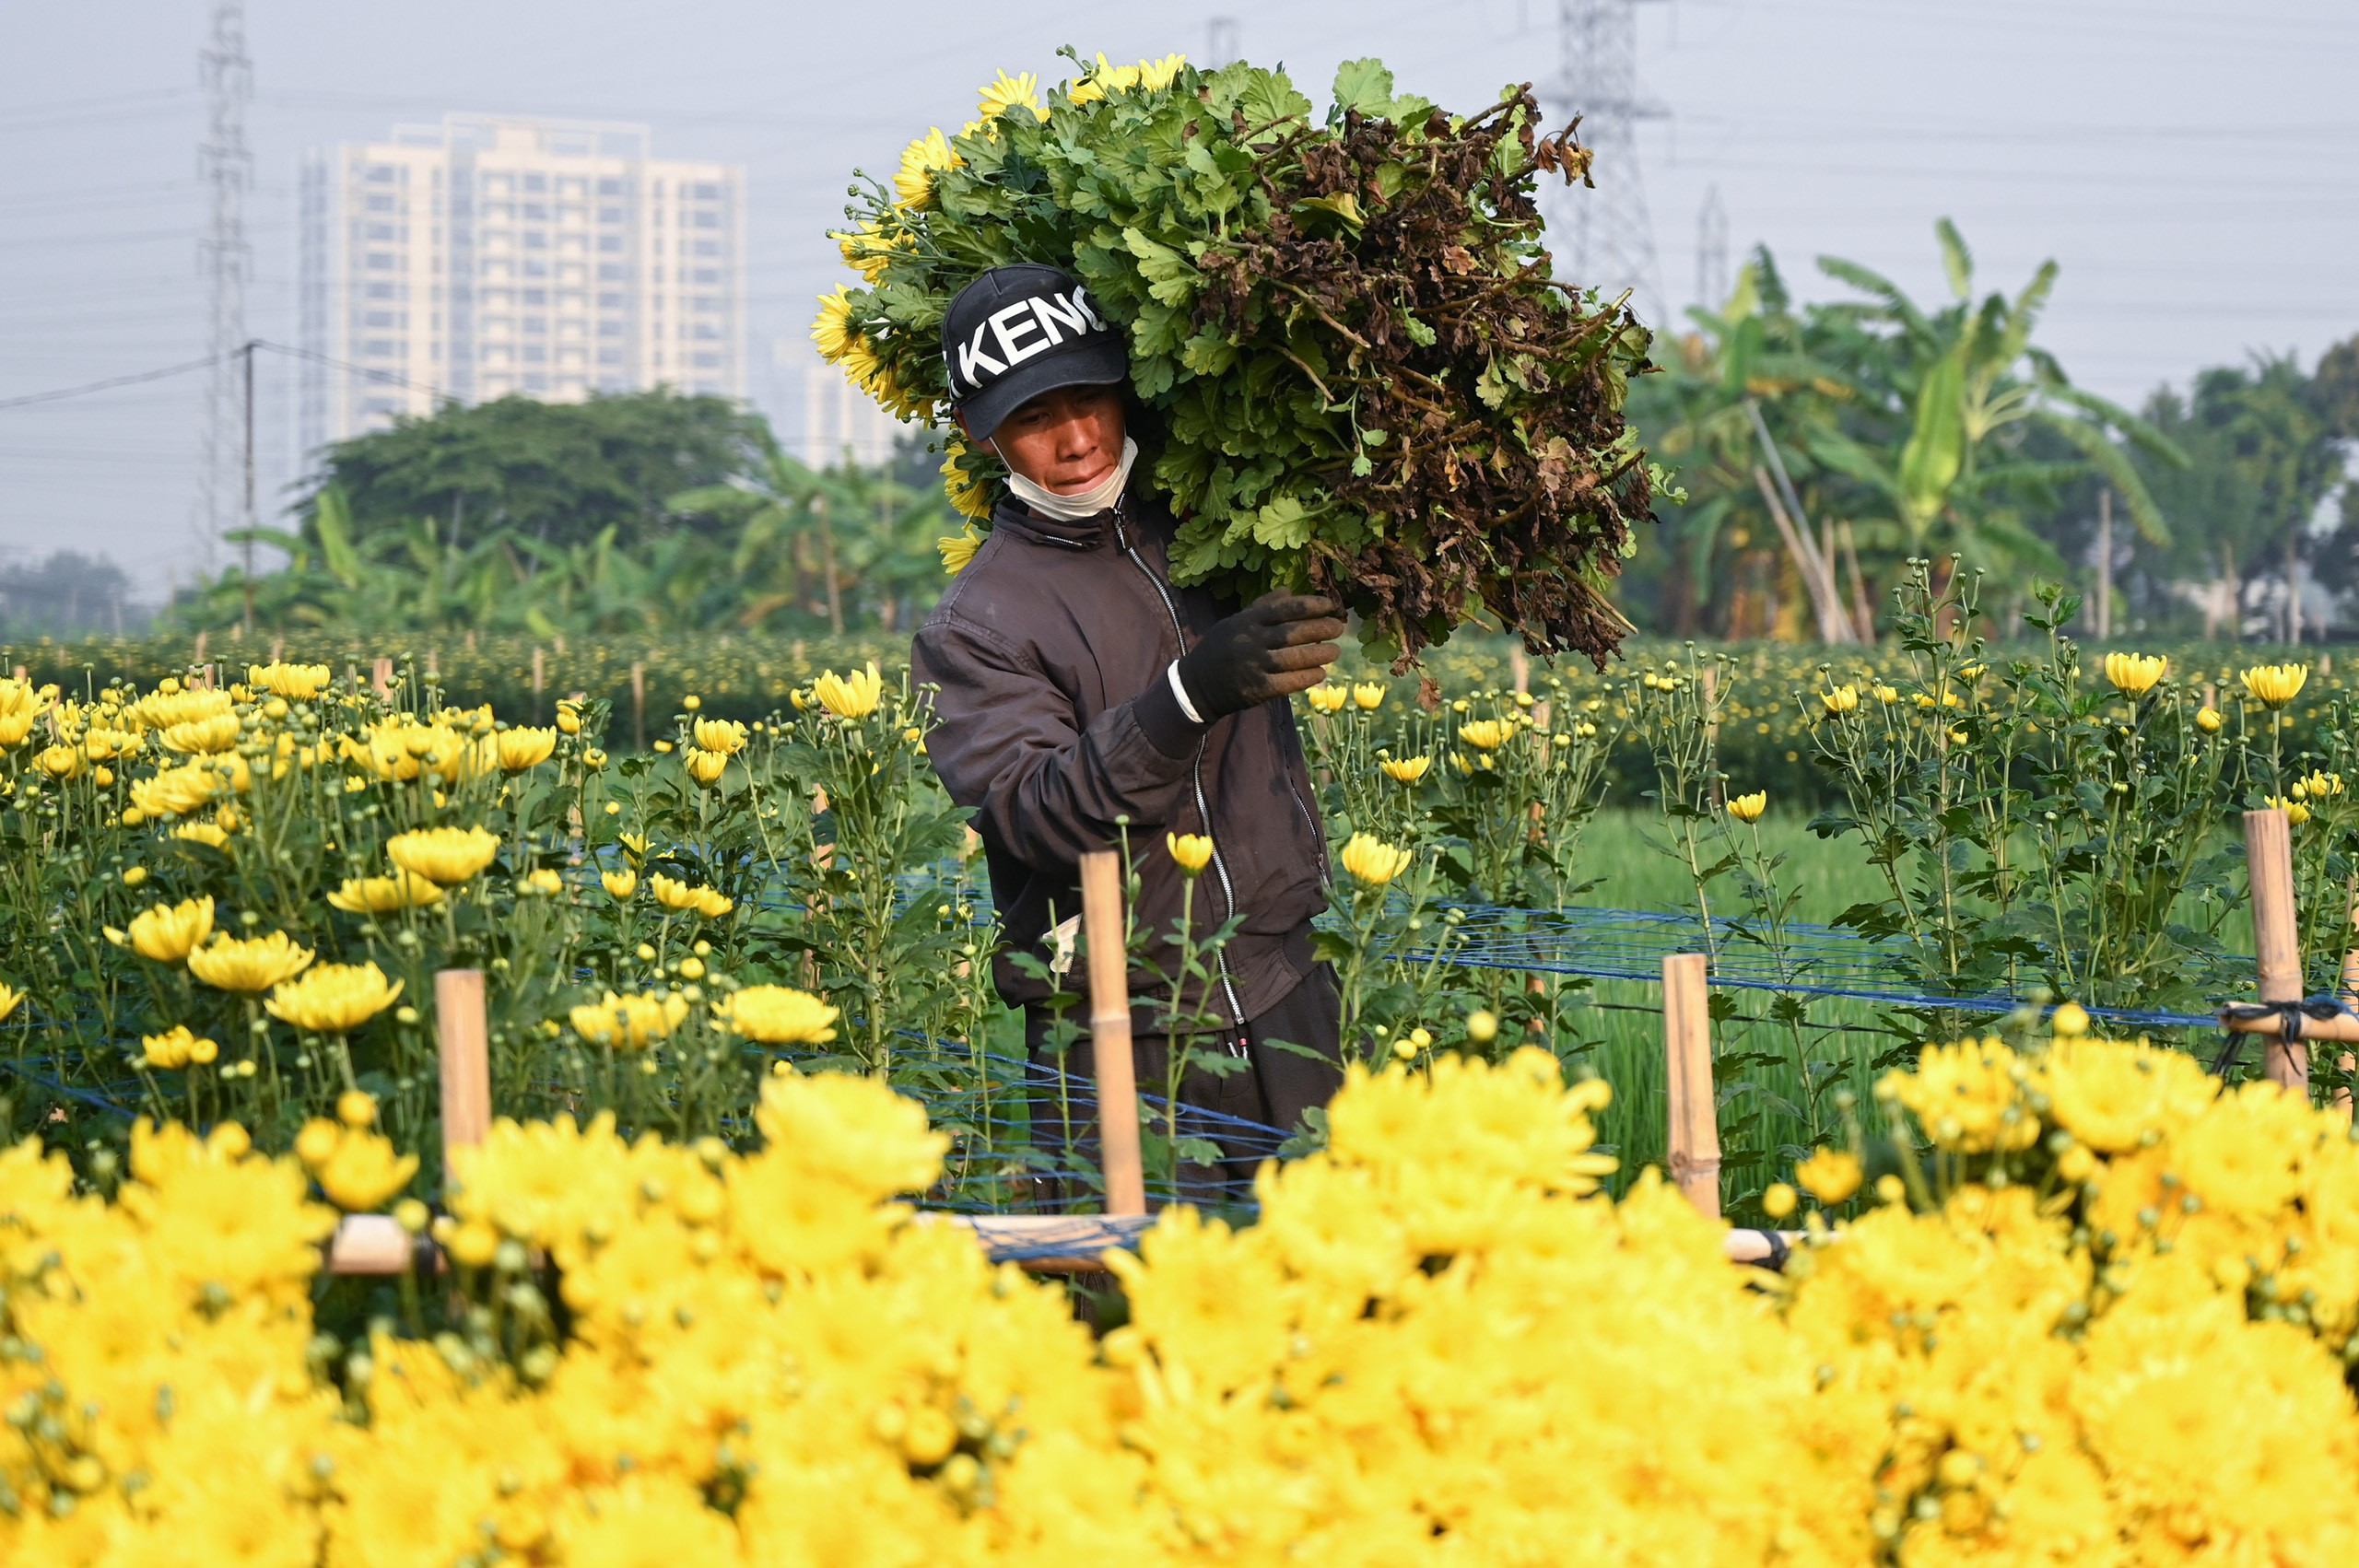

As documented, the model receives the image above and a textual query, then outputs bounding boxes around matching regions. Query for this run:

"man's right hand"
[1174,591,1348,720]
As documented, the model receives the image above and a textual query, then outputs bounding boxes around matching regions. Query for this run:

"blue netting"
[1395,903,2228,1030]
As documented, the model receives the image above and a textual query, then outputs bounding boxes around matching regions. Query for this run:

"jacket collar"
[990,490,1119,551]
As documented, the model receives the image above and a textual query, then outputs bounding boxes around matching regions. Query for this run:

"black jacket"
[910,486,1332,1029]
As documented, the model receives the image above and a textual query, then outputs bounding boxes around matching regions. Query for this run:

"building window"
[692,240,721,257]
[523,231,548,250]
[596,178,624,197]
[691,182,722,201]
[524,372,549,390]
[522,174,547,193]
[597,320,624,337]
[595,291,624,310]
[365,252,396,270]
[522,345,548,364]
[363,338,399,357]
[691,268,720,286]
[364,282,399,299]
[597,263,629,281]
[365,193,396,213]
[522,315,548,334]
[597,348,623,366]
[597,235,623,252]
[362,310,399,328]
[522,202,548,221]
[522,288,546,306]
[691,211,721,229]
[364,166,398,183]
[598,205,624,225]
[365,223,398,241]
[691,351,722,369]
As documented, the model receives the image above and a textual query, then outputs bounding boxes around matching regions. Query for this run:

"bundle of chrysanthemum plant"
[814,53,1667,668]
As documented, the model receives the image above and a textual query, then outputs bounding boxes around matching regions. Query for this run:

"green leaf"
[1251,495,1315,549]
[1330,58,1397,122]
[1121,226,1199,307]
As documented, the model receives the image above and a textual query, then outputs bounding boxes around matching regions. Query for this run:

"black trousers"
[1024,962,1344,1208]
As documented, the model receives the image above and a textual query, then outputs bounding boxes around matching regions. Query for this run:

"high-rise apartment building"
[299,113,745,452]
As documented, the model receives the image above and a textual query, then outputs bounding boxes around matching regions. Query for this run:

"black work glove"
[1173,591,1348,720]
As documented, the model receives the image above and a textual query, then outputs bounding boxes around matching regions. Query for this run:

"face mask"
[1003,436,1138,521]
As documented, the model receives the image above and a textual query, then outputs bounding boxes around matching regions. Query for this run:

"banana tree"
[1636,252,1870,640]
[1804,220,2186,578]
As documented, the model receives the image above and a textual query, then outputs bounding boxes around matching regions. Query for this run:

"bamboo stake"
[2245,808,2307,1093]
[2337,885,2358,1120]
[436,968,491,1186]
[1662,953,1720,1219]
[1078,850,1146,1217]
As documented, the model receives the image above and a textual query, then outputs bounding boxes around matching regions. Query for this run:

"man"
[910,263,1348,1201]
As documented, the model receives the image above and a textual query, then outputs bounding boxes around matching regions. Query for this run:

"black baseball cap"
[940,263,1128,442]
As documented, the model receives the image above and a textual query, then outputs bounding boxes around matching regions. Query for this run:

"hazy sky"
[3,0,2353,598]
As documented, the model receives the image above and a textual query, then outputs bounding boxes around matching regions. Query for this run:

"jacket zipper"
[1111,508,1250,1048]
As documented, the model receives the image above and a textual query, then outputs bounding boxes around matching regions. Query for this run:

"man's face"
[968,383,1126,495]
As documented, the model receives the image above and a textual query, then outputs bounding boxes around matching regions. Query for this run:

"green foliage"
[832,54,1658,665]
[306,389,763,554]
[164,413,960,641]
[1625,226,2185,639]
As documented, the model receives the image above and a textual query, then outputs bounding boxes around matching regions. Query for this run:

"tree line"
[168,390,957,640]
[1621,220,2358,643]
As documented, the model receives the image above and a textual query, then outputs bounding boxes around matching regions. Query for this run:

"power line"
[0,355,222,413]
[194,0,251,574]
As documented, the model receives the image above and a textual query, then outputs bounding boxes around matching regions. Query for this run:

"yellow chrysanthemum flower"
[1727,790,1767,823]
[1820,684,1859,714]
[2240,661,2307,708]
[938,527,983,575]
[1381,755,1432,784]
[493,726,557,772]
[139,1024,216,1070]
[1458,718,1508,750]
[1167,833,1214,874]
[569,989,689,1050]
[297,1117,417,1211]
[187,930,315,993]
[810,285,857,363]
[1339,832,1414,886]
[127,895,216,964]
[714,984,839,1045]
[1306,684,1348,714]
[692,718,747,755]
[601,868,638,901]
[247,661,332,699]
[158,711,241,755]
[0,677,54,747]
[1352,682,1386,711]
[684,747,728,786]
[893,126,960,208]
[385,825,500,886]
[976,69,1049,124]
[814,663,883,720]
[2104,650,2166,696]
[265,961,404,1034]
[1793,1147,1862,1204]
[325,871,444,915]
[2265,794,2312,826]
